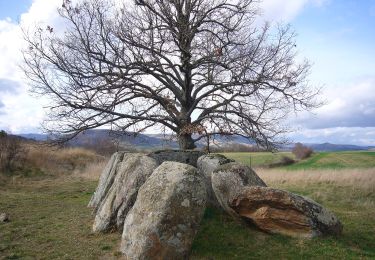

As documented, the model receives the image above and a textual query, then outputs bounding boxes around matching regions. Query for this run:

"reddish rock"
[211,162,267,217]
[231,186,343,238]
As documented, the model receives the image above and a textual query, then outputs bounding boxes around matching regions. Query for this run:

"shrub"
[268,156,296,168]
[292,143,313,160]
[0,131,105,177]
[0,130,25,172]
[280,156,296,165]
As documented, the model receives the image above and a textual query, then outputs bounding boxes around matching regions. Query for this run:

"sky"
[0,0,374,145]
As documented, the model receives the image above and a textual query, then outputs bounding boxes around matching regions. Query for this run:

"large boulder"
[88,151,126,210]
[121,161,206,259]
[211,162,267,217]
[92,153,158,232]
[230,186,343,238]
[197,154,234,207]
[148,149,205,167]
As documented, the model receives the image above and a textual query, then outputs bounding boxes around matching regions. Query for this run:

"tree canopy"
[22,0,320,149]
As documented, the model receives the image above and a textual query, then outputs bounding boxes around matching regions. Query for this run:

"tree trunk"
[178,134,196,150]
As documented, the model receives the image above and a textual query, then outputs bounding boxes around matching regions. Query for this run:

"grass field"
[1,150,374,259]
[192,182,375,259]
[1,168,374,259]
[220,152,295,168]
[0,178,120,259]
[222,151,375,169]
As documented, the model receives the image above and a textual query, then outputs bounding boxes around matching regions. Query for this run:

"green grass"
[222,151,375,170]
[1,176,374,259]
[220,152,295,168]
[192,183,375,259]
[0,178,121,259]
[286,151,375,170]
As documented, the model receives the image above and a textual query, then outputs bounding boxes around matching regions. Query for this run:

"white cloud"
[0,20,22,79]
[293,77,375,129]
[289,127,375,146]
[20,0,68,36]
[0,89,46,133]
[260,0,330,22]
[0,100,5,115]
[0,0,62,133]
[0,78,21,94]
[287,77,375,145]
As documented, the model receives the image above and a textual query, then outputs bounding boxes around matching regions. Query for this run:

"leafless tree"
[292,142,313,159]
[0,130,25,172]
[22,0,320,150]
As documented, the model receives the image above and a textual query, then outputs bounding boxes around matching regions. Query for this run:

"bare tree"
[22,0,320,150]
[292,142,313,160]
[0,130,25,172]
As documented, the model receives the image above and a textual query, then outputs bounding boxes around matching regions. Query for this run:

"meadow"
[222,151,375,169]
[0,149,374,259]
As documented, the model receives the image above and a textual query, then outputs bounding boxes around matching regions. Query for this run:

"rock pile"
[89,150,343,257]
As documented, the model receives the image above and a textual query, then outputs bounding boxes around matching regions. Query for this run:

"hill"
[305,142,375,152]
[224,151,375,169]
[18,130,374,152]
[19,130,255,150]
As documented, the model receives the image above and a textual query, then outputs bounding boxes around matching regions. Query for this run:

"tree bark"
[178,134,196,150]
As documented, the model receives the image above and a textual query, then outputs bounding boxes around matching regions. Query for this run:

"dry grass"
[257,168,375,191]
[225,151,375,210]
[255,168,375,215]
[13,143,106,176]
[0,141,109,185]
[76,160,107,180]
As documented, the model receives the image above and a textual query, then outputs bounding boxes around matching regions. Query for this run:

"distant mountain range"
[18,133,49,141]
[20,130,179,149]
[302,143,375,152]
[19,129,255,150]
[18,130,375,152]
